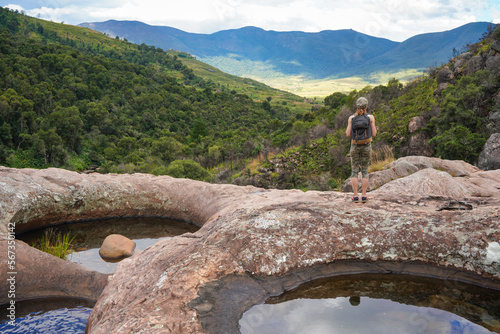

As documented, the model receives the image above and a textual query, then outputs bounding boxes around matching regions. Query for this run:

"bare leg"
[361,178,369,197]
[351,177,359,197]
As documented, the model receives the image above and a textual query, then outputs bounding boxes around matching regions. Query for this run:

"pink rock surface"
[0,159,498,333]
[0,240,107,302]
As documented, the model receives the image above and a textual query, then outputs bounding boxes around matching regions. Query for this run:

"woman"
[345,97,377,202]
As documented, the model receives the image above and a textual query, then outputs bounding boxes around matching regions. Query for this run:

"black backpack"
[351,114,372,145]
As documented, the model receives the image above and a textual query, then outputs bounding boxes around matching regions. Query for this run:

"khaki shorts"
[350,142,372,178]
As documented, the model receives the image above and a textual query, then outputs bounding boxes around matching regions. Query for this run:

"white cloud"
[4,4,23,11]
[491,3,500,24]
[1,0,496,41]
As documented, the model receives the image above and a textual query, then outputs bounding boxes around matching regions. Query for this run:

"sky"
[1,0,499,42]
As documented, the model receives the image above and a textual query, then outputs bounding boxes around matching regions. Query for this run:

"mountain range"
[79,20,493,80]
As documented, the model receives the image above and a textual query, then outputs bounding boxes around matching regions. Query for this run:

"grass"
[267,69,424,98]
[328,177,345,190]
[369,146,395,173]
[246,153,271,175]
[184,53,425,98]
[261,75,370,97]
[34,228,75,260]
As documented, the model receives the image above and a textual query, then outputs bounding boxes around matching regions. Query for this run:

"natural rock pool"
[240,274,500,334]
[2,217,199,332]
[0,297,94,333]
[17,217,199,273]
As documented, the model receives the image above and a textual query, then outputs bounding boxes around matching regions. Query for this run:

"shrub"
[66,153,89,172]
[272,133,291,148]
[428,125,486,163]
[166,159,210,180]
[328,177,344,190]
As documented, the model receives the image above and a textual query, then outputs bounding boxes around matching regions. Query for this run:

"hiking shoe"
[361,196,367,203]
[352,196,359,202]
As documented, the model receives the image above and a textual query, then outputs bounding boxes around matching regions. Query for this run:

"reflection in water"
[240,274,500,334]
[18,217,199,273]
[0,298,94,334]
[69,237,170,273]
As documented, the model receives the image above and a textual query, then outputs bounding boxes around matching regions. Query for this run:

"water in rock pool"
[0,298,94,334]
[240,274,500,334]
[18,217,199,273]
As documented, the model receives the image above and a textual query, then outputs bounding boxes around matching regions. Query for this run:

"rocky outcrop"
[341,156,495,195]
[408,116,426,133]
[465,55,484,75]
[99,234,136,260]
[488,110,500,134]
[407,116,433,156]
[0,161,499,334]
[436,66,453,84]
[478,133,500,171]
[492,40,500,53]
[486,53,500,75]
[442,32,500,163]
[433,82,449,95]
[449,36,500,78]
[374,168,479,197]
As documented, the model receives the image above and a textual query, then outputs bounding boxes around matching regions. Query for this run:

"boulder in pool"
[99,234,136,260]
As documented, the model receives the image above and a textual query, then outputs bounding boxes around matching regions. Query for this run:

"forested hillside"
[1,7,498,191]
[0,7,307,178]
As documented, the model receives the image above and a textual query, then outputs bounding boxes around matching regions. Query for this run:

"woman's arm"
[369,115,377,137]
[346,116,353,137]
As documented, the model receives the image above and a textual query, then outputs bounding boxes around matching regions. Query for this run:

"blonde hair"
[355,107,367,116]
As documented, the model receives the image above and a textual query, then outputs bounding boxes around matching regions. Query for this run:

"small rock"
[99,234,136,260]
[193,302,213,313]
[478,133,500,171]
[408,116,426,134]
[465,55,483,75]
[408,133,434,156]
[436,66,453,84]
[433,82,449,96]
[491,40,500,53]
[485,54,500,75]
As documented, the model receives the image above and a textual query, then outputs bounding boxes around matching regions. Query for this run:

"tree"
[190,120,208,143]
[151,137,183,163]
[429,125,486,163]
[272,132,291,149]
[303,111,315,122]
[208,145,222,166]
[84,102,109,130]
[291,120,309,146]
[31,128,68,165]
[117,136,137,155]
[49,106,83,152]
[261,100,271,112]
[324,92,347,109]
[166,159,209,180]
